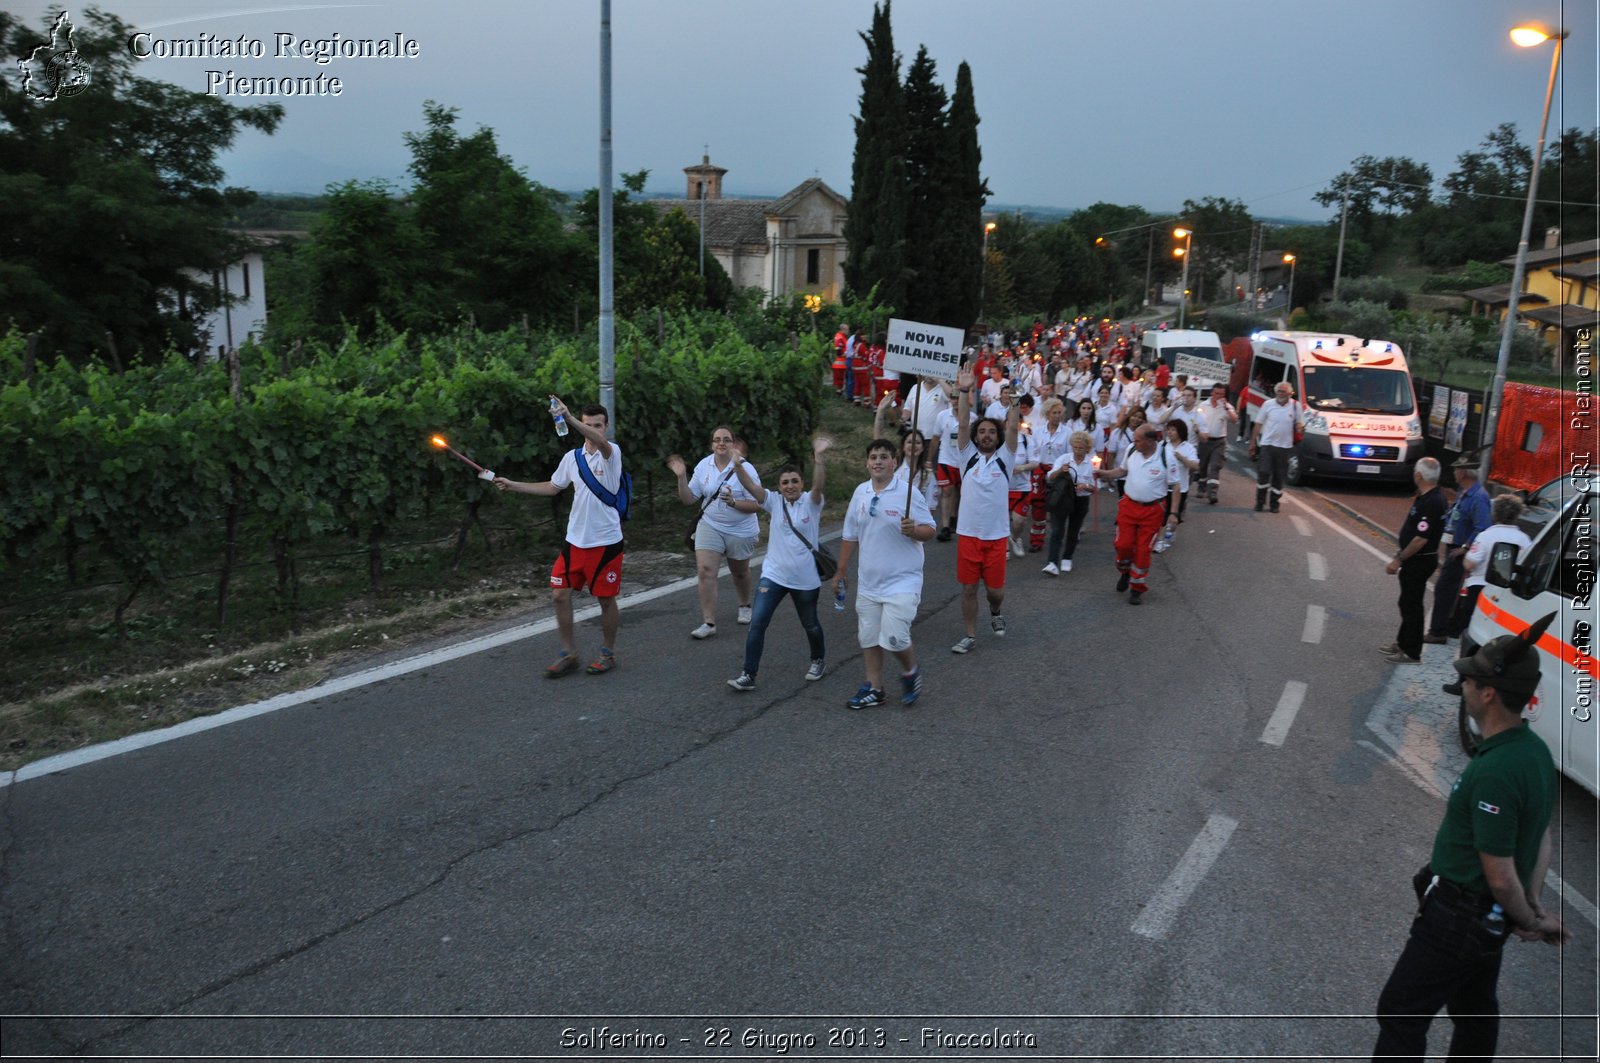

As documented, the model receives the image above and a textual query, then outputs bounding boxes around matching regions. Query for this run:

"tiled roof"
[770,177,848,216]
[1551,259,1600,281]
[1462,283,1547,306]
[1500,237,1600,268]
[650,198,771,248]
[1522,303,1600,328]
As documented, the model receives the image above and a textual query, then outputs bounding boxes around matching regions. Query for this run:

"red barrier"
[1492,382,1592,493]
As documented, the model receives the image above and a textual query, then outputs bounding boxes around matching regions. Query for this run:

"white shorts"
[856,592,920,652]
[694,521,758,560]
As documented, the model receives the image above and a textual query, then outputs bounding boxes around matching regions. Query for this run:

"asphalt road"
[2,441,1595,1061]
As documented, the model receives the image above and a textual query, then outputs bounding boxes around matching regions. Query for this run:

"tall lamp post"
[1173,227,1193,329]
[978,220,997,325]
[1480,21,1568,482]
[1282,253,1296,320]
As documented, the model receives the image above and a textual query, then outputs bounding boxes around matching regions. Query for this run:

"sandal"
[546,654,580,679]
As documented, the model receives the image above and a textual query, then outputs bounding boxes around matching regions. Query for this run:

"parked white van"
[1466,473,1597,796]
[1142,328,1226,387]
[1246,331,1424,485]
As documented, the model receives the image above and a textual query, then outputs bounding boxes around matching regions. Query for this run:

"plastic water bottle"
[550,396,568,437]
[1485,904,1506,937]
[1162,527,1175,546]
[834,578,847,611]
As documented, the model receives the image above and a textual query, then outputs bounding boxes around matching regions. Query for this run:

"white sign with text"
[1173,353,1225,388]
[884,318,966,379]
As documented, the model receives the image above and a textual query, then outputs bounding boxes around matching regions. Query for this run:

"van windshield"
[1161,345,1222,361]
[1301,366,1413,415]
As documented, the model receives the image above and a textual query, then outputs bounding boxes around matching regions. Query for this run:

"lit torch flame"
[429,434,488,475]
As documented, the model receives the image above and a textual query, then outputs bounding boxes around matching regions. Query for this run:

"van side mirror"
[1484,541,1522,594]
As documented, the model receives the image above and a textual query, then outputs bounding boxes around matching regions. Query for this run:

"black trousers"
[1046,494,1090,564]
[1396,554,1438,659]
[1428,552,1465,638]
[1373,892,1508,1062]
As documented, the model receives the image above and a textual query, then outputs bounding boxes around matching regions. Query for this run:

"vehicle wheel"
[1457,696,1482,757]
[1286,452,1308,486]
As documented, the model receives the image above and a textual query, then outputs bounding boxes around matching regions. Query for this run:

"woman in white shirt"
[1060,356,1095,403]
[667,427,762,639]
[724,438,831,690]
[1158,419,1201,540]
[1064,397,1097,443]
[1144,387,1174,430]
[1042,431,1098,574]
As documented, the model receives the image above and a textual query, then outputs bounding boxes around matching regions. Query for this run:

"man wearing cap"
[1371,613,1568,1062]
[1425,458,1493,643]
[1381,457,1449,664]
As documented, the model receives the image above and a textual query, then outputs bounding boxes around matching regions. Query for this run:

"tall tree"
[0,7,283,364]
[938,61,988,327]
[899,46,948,323]
[1314,154,1432,252]
[1175,196,1254,303]
[843,1,906,302]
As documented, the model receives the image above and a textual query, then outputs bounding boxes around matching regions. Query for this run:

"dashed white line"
[1284,490,1392,562]
[1301,605,1327,644]
[1307,552,1328,581]
[1260,681,1309,746]
[1131,813,1239,940]
[1290,515,1312,537]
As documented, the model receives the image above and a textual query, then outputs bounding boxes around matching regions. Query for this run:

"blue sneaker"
[900,667,923,706]
[847,684,885,710]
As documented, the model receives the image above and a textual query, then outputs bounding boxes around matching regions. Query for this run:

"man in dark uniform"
[1371,612,1569,1061]
[1381,457,1449,664]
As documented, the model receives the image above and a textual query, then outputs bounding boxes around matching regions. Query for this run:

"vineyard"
[0,316,831,752]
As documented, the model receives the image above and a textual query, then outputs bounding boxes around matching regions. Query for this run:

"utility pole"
[597,0,615,433]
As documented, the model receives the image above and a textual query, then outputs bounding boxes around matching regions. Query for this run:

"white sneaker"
[1042,562,1059,576]
[805,659,825,681]
[737,605,752,625]
[690,622,716,639]
[1010,535,1025,557]
[1062,560,1073,572]
[951,635,977,654]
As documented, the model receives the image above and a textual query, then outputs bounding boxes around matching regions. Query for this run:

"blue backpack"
[574,450,633,522]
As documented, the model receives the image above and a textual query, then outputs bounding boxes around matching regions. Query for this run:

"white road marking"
[1284,490,1392,562]
[1260,681,1308,746]
[1302,604,1327,644]
[1131,813,1239,940]
[1308,552,1328,581]
[1550,873,1600,929]
[1290,515,1312,537]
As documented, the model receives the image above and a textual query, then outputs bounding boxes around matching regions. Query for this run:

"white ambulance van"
[1465,473,1597,797]
[1246,331,1424,485]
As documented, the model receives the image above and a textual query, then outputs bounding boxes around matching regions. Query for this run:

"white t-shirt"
[1255,399,1302,448]
[761,492,824,591]
[893,462,940,514]
[902,381,950,440]
[1171,405,1203,446]
[690,454,761,537]
[1009,432,1035,491]
[1052,452,1098,496]
[1159,439,1199,493]
[1062,368,1095,402]
[1034,421,1074,466]
[842,479,933,598]
[551,443,625,548]
[953,441,1018,541]
[1197,399,1235,441]
[933,406,976,465]
[1463,525,1533,589]
[1144,401,1174,429]
[1123,446,1180,504]
[980,377,1005,405]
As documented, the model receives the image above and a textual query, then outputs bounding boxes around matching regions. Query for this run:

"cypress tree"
[900,46,948,323]
[869,153,910,314]
[844,1,906,302]
[939,61,988,327]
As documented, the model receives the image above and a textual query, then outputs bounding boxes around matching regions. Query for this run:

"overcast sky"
[16,0,1600,220]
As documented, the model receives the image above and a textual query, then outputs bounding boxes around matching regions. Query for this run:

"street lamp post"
[1282,253,1296,320]
[1480,21,1568,482]
[1173,227,1192,329]
[979,220,996,325]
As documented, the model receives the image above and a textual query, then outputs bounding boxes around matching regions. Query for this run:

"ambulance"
[1245,331,1424,485]
[1464,473,1597,796]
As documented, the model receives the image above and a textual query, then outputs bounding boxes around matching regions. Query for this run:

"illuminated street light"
[1173,227,1193,328]
[1481,21,1569,481]
[1282,253,1296,319]
[979,220,998,324]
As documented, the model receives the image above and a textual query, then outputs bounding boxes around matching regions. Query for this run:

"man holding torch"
[494,399,624,677]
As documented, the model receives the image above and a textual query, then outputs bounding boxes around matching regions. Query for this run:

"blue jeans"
[843,356,855,400]
[743,577,824,676]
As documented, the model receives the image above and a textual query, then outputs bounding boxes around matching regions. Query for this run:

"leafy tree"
[1174,196,1254,303]
[844,1,906,302]
[1314,155,1432,251]
[0,7,283,364]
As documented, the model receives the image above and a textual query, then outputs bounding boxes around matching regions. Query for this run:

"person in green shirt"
[1372,612,1569,1062]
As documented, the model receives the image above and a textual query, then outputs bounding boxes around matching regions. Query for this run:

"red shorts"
[1008,489,1031,514]
[956,534,1008,587]
[936,462,962,489]
[552,540,625,597]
